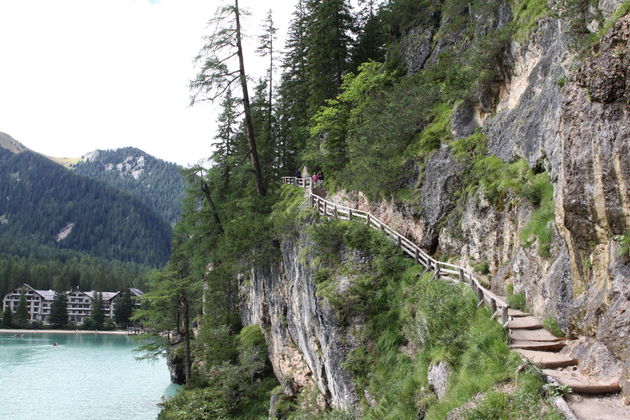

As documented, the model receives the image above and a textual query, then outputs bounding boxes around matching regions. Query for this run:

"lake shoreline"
[0,328,130,335]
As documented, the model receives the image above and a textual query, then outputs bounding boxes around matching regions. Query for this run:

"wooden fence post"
[348,209,352,220]
[323,201,327,216]
[366,214,370,225]
[334,206,338,219]
[459,268,464,283]
[490,298,497,319]
[397,235,402,249]
[476,287,484,307]
[501,306,509,328]
[414,248,419,265]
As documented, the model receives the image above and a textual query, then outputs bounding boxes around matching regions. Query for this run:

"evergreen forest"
[73,147,186,226]
[63,0,630,418]
[0,150,171,266]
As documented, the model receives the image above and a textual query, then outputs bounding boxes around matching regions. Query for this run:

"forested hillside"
[0,238,153,299]
[73,147,186,225]
[138,0,630,419]
[0,150,171,267]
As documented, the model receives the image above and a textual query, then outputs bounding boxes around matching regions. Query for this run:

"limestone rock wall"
[239,3,629,408]
[330,7,630,396]
[240,231,358,410]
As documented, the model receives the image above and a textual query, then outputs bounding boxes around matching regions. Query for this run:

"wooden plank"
[508,316,543,329]
[541,369,621,394]
[516,349,578,368]
[509,329,563,342]
[508,309,530,317]
[509,340,565,351]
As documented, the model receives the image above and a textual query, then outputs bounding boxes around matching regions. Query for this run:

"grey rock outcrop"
[240,230,358,410]
[166,341,186,385]
[428,361,451,400]
[331,7,630,399]
[484,18,570,167]
[419,145,463,251]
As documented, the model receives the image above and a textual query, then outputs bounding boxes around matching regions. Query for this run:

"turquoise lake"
[0,333,178,420]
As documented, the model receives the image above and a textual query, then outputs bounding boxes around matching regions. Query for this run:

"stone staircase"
[503,306,626,419]
[281,177,628,420]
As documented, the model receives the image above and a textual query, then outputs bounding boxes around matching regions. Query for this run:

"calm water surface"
[0,333,178,420]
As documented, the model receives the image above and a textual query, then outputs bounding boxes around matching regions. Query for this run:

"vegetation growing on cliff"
[304,218,561,419]
[136,0,621,417]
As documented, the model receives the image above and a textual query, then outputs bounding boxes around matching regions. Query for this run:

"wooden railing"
[281,176,312,189]
[281,177,510,328]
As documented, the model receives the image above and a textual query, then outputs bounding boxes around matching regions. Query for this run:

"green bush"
[597,1,630,40]
[463,366,563,420]
[543,316,565,338]
[520,174,554,257]
[511,0,550,41]
[412,103,453,154]
[473,261,490,275]
[616,231,630,262]
[505,282,527,309]
[82,317,97,330]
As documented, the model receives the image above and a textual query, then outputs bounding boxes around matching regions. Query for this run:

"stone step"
[509,340,565,352]
[509,328,563,342]
[508,308,530,317]
[542,369,621,395]
[507,316,543,329]
[516,349,578,368]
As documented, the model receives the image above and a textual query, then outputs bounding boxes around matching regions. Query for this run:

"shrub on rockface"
[303,216,561,419]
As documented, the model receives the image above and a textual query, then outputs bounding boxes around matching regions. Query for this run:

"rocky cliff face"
[240,1,629,410]
[240,229,359,411]
[331,2,630,397]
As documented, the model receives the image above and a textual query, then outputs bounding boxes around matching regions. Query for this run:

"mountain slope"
[73,147,186,225]
[0,132,29,154]
[0,150,171,266]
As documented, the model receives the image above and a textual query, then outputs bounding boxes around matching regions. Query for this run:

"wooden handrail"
[282,177,510,328]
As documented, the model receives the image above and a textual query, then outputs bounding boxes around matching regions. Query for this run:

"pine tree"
[49,292,68,329]
[305,0,354,113]
[251,79,277,181]
[190,0,266,196]
[351,0,388,69]
[91,292,105,329]
[2,305,13,328]
[114,290,134,328]
[212,89,240,193]
[275,0,310,173]
[256,10,278,176]
[15,288,29,328]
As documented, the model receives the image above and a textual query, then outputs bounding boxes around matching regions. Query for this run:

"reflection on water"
[0,333,177,420]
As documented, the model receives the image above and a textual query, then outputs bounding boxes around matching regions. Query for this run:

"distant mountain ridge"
[73,147,186,225]
[0,132,186,226]
[0,132,29,154]
[0,133,173,266]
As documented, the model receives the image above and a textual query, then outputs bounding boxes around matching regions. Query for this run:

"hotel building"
[2,283,143,324]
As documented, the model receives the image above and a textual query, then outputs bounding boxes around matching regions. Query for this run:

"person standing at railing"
[311,172,318,187]
[318,171,324,188]
[294,169,300,178]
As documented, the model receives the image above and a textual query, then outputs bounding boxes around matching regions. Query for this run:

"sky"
[0,0,295,166]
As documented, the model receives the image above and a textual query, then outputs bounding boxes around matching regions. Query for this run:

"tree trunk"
[181,294,192,383]
[268,35,274,176]
[235,0,266,196]
[200,180,224,233]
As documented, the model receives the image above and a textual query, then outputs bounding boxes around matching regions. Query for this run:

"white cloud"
[0,0,295,166]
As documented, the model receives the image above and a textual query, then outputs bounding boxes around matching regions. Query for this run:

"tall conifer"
[15,288,29,328]
[305,0,354,112]
[49,292,68,329]
[190,0,266,196]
